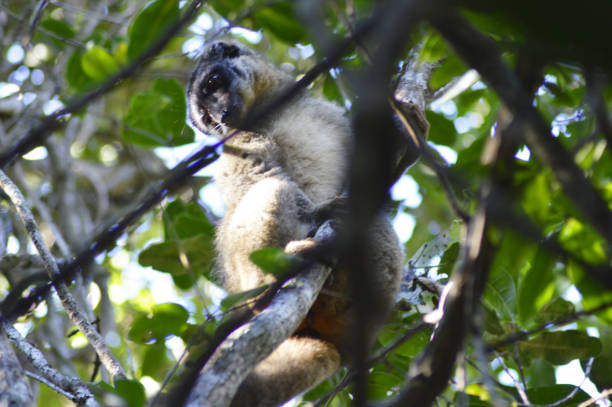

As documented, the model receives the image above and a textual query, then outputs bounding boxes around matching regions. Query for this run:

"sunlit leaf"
[81,46,119,81]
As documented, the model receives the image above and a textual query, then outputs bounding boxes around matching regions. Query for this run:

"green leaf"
[323,74,343,104]
[484,233,529,320]
[521,172,555,225]
[221,286,268,311]
[39,17,75,48]
[589,353,612,391]
[141,343,169,377]
[419,32,448,62]
[518,250,555,325]
[66,51,94,90]
[527,359,556,387]
[114,379,146,407]
[128,303,189,343]
[123,78,195,147]
[518,330,601,365]
[163,200,215,241]
[252,3,306,44]
[567,262,612,323]
[81,46,119,81]
[559,218,607,265]
[138,234,215,283]
[250,247,300,277]
[368,370,402,400]
[430,54,467,90]
[127,0,180,61]
[426,111,457,146]
[208,0,245,17]
[526,385,590,406]
[437,241,459,277]
[530,297,575,327]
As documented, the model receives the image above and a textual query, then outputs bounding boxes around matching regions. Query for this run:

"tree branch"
[1,318,99,407]
[0,329,33,407]
[0,170,125,380]
[185,222,336,407]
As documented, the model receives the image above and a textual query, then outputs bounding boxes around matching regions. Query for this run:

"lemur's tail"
[230,336,340,407]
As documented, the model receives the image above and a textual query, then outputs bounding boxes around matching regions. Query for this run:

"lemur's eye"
[204,73,222,93]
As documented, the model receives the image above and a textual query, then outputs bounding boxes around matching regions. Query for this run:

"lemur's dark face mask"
[188,42,246,137]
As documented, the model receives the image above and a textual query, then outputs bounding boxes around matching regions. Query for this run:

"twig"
[26,0,49,47]
[25,370,74,400]
[577,388,612,407]
[1,318,100,407]
[0,169,125,380]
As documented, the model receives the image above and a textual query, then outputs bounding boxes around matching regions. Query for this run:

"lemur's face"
[188,42,250,137]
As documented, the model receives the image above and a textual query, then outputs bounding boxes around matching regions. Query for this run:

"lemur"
[187,41,402,407]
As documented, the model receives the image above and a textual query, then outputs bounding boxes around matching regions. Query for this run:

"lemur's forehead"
[204,42,245,61]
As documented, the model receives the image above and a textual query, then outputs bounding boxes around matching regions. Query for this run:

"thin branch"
[1,318,100,407]
[0,170,125,380]
[372,186,494,407]
[26,0,49,47]
[577,388,612,407]
[25,370,74,400]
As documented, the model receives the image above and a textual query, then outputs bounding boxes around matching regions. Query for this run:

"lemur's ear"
[206,42,241,60]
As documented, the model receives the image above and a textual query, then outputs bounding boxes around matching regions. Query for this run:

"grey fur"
[188,41,402,407]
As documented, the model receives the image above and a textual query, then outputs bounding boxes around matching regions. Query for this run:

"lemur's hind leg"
[230,337,341,407]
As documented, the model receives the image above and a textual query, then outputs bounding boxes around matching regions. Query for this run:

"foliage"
[0,0,610,406]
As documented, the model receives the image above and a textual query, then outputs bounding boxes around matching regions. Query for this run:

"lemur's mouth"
[203,110,218,127]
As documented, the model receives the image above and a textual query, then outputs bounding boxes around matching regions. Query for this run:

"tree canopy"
[0,0,611,406]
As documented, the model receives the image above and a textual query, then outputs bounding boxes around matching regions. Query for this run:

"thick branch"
[185,222,336,407]
[373,189,494,407]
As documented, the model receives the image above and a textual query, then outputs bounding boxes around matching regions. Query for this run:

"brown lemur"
[187,41,403,407]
